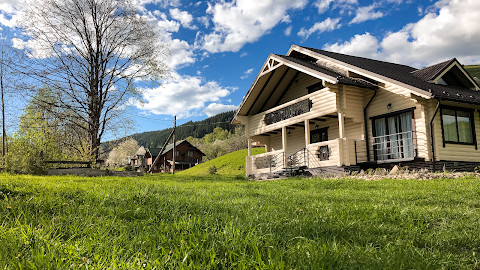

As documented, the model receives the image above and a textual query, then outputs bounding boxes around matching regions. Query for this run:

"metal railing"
[287,148,308,168]
[355,131,428,164]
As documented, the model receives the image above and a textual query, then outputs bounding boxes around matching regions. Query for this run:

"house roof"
[147,140,205,157]
[299,46,480,104]
[274,54,378,90]
[411,58,456,81]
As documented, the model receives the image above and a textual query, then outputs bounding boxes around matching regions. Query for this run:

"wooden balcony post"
[304,120,310,146]
[248,138,252,157]
[282,126,288,167]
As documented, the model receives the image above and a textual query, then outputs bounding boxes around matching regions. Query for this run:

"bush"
[208,165,217,174]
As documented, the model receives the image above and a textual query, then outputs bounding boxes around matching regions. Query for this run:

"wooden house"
[232,45,480,176]
[145,140,205,173]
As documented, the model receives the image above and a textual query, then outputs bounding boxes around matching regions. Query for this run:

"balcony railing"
[355,131,427,164]
[264,98,312,125]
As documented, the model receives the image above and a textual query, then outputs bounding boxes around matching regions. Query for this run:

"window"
[187,151,193,157]
[310,127,328,144]
[441,107,474,144]
[175,150,179,156]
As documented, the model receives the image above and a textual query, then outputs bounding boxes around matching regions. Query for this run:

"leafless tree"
[18,0,169,159]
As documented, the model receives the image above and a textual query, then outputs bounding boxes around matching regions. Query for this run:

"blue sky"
[1,0,479,138]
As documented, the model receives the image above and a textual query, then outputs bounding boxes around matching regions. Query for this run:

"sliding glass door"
[373,111,414,161]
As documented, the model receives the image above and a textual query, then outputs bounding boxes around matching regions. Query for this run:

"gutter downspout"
[364,89,377,163]
[430,98,441,172]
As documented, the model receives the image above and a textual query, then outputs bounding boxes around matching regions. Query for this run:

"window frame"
[310,127,328,144]
[187,151,193,157]
[439,105,477,149]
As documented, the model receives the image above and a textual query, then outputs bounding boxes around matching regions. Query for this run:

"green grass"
[1,174,480,269]
[465,65,480,79]
[178,148,265,176]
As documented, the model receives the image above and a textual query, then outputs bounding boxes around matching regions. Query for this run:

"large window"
[441,107,474,144]
[310,127,328,144]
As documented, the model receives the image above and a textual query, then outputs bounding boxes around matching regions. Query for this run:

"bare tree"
[18,0,169,159]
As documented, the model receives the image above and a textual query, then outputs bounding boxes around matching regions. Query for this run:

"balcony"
[248,88,338,137]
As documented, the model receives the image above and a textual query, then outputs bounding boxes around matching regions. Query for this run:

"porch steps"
[273,166,308,177]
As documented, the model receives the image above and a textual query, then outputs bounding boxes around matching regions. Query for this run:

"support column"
[304,120,310,168]
[282,126,288,168]
[338,112,346,166]
[247,138,252,156]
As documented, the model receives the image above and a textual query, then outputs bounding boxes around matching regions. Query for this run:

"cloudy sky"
[1,0,479,136]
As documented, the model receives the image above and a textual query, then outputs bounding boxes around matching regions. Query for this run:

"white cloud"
[203,103,237,117]
[350,3,384,24]
[323,32,380,58]
[138,73,235,118]
[284,25,292,36]
[197,16,210,28]
[167,39,196,70]
[153,11,181,32]
[170,8,197,30]
[323,0,480,67]
[240,52,248,57]
[298,17,341,40]
[197,0,308,53]
[240,68,254,79]
[313,0,357,14]
[194,1,202,7]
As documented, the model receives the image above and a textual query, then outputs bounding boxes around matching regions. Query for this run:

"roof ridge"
[299,46,416,69]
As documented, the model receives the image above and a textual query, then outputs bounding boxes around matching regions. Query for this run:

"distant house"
[145,140,205,173]
[232,45,480,176]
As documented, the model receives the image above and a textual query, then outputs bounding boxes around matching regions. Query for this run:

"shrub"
[208,165,217,174]
[475,166,480,173]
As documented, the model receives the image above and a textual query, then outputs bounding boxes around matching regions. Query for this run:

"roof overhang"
[233,53,338,121]
[287,45,433,99]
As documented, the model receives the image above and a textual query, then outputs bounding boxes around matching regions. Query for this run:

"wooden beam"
[258,134,270,136]
[312,118,326,122]
[246,69,276,115]
[258,67,290,113]
[292,124,304,127]
[286,126,295,130]
[274,71,300,107]
[324,115,338,118]
[266,131,278,134]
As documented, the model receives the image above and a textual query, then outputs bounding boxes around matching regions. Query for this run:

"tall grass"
[1,174,480,269]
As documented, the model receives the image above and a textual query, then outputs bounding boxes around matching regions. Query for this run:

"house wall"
[430,100,480,162]
[364,83,430,161]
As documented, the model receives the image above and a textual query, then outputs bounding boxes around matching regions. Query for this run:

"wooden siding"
[430,100,480,162]
[307,139,341,167]
[248,87,337,137]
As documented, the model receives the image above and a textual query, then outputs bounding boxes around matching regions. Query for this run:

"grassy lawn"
[1,174,480,269]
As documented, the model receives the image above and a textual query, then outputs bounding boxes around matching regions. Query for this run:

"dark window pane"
[442,108,458,142]
[457,110,472,143]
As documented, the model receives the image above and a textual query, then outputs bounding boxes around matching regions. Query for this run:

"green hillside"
[178,147,265,176]
[465,65,480,79]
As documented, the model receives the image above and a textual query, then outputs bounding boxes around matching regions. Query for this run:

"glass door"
[373,111,414,161]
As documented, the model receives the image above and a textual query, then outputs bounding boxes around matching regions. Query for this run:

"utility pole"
[172,116,176,174]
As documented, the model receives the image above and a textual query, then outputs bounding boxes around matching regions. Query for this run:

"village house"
[232,45,480,177]
[144,140,205,173]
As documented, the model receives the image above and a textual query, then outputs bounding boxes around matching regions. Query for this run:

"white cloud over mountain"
[138,73,236,118]
[203,103,237,117]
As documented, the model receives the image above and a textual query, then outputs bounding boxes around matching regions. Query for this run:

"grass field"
[1,174,480,269]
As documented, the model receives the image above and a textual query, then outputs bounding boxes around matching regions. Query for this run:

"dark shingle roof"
[411,58,455,81]
[275,54,378,90]
[301,47,480,104]
[148,140,186,156]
